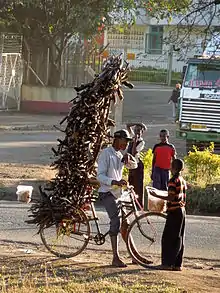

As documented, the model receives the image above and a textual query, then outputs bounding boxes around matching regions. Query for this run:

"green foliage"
[187,184,220,214]
[145,0,191,20]
[123,144,220,214]
[0,0,148,86]
[184,143,220,214]
[128,67,181,84]
[140,149,153,185]
[184,143,220,187]
[0,1,192,87]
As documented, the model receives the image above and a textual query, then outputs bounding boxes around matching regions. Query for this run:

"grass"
[2,278,182,293]
[0,256,184,293]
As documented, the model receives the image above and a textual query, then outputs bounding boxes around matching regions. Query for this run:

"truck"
[176,43,220,153]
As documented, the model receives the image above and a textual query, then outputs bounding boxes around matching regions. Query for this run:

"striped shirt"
[167,174,187,210]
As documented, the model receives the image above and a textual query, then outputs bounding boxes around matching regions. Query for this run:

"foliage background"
[123,144,220,215]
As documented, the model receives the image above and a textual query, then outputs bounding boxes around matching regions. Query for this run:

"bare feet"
[154,265,173,271]
[173,266,183,271]
[112,257,127,268]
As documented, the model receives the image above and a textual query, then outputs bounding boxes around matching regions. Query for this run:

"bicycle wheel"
[40,208,90,258]
[126,212,167,267]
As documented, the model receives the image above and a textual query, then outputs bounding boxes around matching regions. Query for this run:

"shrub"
[140,149,153,186]
[184,143,220,187]
[122,145,220,214]
[187,184,220,214]
[127,67,181,84]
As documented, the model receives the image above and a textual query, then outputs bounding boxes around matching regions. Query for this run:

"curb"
[0,125,58,132]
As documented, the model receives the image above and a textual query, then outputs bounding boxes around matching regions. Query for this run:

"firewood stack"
[26,55,133,231]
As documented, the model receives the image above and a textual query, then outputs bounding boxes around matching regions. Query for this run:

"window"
[146,26,163,54]
[184,63,220,88]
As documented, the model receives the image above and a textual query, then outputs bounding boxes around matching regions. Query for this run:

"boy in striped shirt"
[149,158,187,271]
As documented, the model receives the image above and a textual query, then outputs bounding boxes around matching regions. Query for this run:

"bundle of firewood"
[26,55,133,231]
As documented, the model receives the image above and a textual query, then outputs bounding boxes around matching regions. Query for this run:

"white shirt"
[134,139,145,160]
[97,146,137,198]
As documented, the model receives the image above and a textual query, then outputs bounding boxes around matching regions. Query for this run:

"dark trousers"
[128,160,144,206]
[99,192,120,236]
[162,207,186,267]
[152,166,169,191]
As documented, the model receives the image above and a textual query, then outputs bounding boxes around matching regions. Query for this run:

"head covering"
[114,129,132,141]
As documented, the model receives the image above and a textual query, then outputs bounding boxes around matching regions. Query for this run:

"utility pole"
[167,44,173,86]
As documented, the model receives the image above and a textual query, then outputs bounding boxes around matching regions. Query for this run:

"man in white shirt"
[97,129,137,267]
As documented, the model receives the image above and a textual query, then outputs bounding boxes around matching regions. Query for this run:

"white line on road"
[124,88,172,92]
[0,141,54,148]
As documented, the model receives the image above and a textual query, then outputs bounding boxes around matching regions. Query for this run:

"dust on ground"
[0,163,55,181]
[0,163,55,199]
[0,243,219,293]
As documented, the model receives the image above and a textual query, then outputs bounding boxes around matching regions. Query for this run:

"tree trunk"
[48,45,62,87]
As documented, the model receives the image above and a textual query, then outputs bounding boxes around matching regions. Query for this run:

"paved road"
[0,201,219,261]
[0,86,185,166]
[0,86,216,261]
[0,131,60,164]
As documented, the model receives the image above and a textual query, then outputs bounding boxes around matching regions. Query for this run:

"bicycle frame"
[84,186,144,245]
[39,185,167,261]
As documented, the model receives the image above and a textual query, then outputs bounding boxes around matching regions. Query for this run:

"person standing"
[151,129,176,191]
[126,123,147,207]
[149,159,187,271]
[168,83,181,121]
[97,129,137,267]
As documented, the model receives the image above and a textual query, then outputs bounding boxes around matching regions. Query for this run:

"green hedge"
[127,66,181,84]
[123,144,220,215]
[187,185,220,215]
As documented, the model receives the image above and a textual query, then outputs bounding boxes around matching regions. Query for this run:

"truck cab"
[176,56,220,153]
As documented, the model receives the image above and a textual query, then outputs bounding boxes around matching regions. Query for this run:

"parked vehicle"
[176,36,220,153]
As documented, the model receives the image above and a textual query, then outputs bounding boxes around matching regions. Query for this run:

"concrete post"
[167,45,173,86]
[114,97,123,131]
[110,96,123,135]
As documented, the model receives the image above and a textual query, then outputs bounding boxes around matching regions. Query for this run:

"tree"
[145,1,220,57]
[0,0,150,86]
[0,1,218,86]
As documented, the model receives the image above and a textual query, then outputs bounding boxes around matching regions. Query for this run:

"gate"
[0,33,23,110]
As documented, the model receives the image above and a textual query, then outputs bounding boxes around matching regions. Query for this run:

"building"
[104,7,220,73]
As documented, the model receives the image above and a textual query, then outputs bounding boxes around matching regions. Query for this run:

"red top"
[153,143,176,170]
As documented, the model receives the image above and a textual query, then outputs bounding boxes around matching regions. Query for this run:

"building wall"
[21,84,73,113]
[20,85,123,127]
[104,22,212,73]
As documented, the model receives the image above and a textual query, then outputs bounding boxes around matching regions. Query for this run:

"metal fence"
[0,33,23,110]
[23,41,106,87]
[22,37,184,88]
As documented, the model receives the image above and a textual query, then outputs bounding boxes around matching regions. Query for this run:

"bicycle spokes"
[40,209,90,258]
[126,212,167,266]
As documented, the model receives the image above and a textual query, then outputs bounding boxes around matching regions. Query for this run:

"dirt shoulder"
[0,163,55,200]
[0,151,219,291]
[0,244,219,293]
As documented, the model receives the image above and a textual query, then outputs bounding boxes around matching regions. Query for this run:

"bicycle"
[39,186,167,267]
